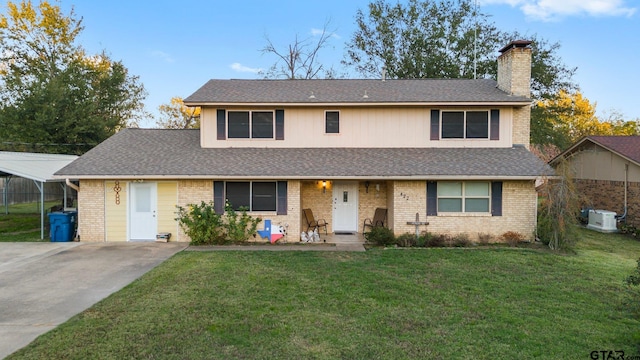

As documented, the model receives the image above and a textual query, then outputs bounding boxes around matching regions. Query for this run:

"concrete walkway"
[185,242,366,252]
[0,242,187,359]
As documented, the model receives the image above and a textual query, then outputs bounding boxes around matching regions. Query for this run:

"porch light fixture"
[365,181,370,193]
[322,180,327,193]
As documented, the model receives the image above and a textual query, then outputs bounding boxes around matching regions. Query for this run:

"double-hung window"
[441,111,489,139]
[437,181,490,213]
[228,111,274,139]
[225,181,277,211]
[325,111,339,134]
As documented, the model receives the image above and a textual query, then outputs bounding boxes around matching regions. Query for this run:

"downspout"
[619,164,628,222]
[66,178,79,192]
[65,178,80,240]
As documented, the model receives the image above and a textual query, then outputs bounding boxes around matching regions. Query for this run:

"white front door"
[129,182,157,241]
[332,182,358,232]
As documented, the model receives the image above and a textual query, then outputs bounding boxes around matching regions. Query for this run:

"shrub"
[175,201,262,245]
[627,258,640,287]
[501,231,524,247]
[477,233,492,245]
[537,159,583,250]
[426,233,447,248]
[175,201,225,245]
[415,234,428,247]
[452,233,472,247]
[364,226,395,246]
[224,203,261,243]
[396,233,417,247]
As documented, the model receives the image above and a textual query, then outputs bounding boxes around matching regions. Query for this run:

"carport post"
[33,180,45,240]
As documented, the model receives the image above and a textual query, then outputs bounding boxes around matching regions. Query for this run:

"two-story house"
[56,40,553,243]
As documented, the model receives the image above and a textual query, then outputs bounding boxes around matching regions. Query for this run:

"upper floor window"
[441,111,489,139]
[325,111,339,134]
[228,111,274,139]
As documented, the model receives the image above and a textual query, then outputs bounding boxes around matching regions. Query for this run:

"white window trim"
[440,109,490,140]
[324,110,340,135]
[227,110,275,140]
[437,181,491,213]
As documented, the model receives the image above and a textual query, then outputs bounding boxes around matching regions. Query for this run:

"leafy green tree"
[0,0,147,154]
[156,97,200,129]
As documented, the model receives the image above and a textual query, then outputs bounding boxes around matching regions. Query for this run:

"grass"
[7,228,640,359]
[0,201,60,242]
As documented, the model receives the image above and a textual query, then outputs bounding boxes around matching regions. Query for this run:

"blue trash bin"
[48,212,75,242]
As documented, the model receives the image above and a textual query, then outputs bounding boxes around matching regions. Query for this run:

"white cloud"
[481,0,636,21]
[311,28,341,39]
[230,62,262,73]
[151,50,175,63]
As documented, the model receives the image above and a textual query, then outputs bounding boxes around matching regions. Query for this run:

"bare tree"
[261,20,336,79]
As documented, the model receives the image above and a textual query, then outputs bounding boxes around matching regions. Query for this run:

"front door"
[129,182,157,241]
[332,181,358,232]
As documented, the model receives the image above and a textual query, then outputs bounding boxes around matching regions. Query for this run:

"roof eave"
[183,101,532,107]
[56,174,544,181]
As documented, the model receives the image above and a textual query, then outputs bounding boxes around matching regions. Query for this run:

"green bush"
[224,204,261,243]
[364,226,395,246]
[175,201,225,245]
[175,201,261,245]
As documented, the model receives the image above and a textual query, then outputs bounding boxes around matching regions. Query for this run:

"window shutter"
[430,110,440,140]
[275,109,284,140]
[213,181,225,214]
[427,181,438,216]
[277,181,287,215]
[491,181,503,216]
[217,109,226,140]
[490,109,500,140]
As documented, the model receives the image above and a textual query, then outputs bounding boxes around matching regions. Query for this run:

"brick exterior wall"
[497,46,531,98]
[497,45,532,149]
[575,179,640,228]
[300,181,334,233]
[391,180,537,242]
[78,180,105,242]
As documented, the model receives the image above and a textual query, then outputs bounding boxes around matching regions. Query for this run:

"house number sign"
[113,181,121,205]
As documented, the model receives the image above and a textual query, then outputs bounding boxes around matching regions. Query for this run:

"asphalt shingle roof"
[56,129,553,179]
[183,79,530,105]
[587,136,640,164]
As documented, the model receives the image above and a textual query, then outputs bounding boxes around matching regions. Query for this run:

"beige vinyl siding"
[157,182,178,238]
[571,144,640,182]
[201,106,514,148]
[105,181,127,242]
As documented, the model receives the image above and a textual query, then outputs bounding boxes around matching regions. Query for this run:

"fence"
[1,177,69,205]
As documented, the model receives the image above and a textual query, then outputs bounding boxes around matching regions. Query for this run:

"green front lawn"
[8,228,640,359]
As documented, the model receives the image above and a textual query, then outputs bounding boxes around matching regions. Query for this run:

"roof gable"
[183,79,530,105]
[552,136,640,166]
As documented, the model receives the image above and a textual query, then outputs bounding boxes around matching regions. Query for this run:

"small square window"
[326,111,339,133]
[252,112,274,138]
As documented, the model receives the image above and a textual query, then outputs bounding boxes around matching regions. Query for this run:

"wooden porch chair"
[363,208,387,233]
[302,208,328,235]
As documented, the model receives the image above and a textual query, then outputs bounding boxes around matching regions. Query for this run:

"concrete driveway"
[0,241,188,359]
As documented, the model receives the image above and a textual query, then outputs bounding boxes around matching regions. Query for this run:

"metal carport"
[0,151,78,239]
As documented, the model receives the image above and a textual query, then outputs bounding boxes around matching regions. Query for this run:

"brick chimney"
[497,40,532,98]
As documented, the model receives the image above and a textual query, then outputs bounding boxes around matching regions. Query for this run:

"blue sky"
[40,1,640,127]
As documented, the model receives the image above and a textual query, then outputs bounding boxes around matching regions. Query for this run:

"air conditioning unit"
[586,210,617,233]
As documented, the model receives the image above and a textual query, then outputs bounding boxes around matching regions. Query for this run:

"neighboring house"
[55,40,553,243]
[551,136,640,228]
